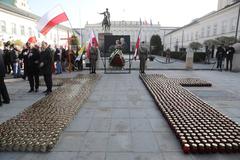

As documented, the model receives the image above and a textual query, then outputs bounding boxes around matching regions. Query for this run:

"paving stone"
[148,118,171,132]
[76,108,95,118]
[110,119,131,132]
[111,109,130,118]
[106,152,134,160]
[65,118,92,132]
[129,109,148,118]
[132,132,159,152]
[89,118,111,132]
[53,133,86,152]
[154,133,182,152]
[162,151,193,160]
[93,108,112,118]
[81,132,109,151]
[107,132,132,152]
[132,153,165,160]
[77,152,106,160]
[0,152,26,160]
[130,119,152,132]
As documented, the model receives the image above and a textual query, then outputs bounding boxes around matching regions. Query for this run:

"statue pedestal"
[98,32,112,55]
[185,49,193,70]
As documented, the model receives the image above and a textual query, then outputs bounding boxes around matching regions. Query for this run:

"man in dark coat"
[225,44,235,71]
[89,42,98,74]
[61,46,67,72]
[216,44,225,71]
[40,42,52,95]
[3,42,11,74]
[19,43,29,80]
[0,48,10,106]
[27,44,40,92]
[138,41,149,73]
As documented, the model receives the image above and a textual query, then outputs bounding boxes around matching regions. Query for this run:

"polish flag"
[134,29,141,58]
[86,31,98,58]
[37,5,68,35]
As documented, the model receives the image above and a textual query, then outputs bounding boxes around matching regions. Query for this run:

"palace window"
[191,33,194,41]
[207,26,211,37]
[20,25,25,35]
[213,24,218,36]
[11,23,17,34]
[195,31,198,40]
[28,27,33,36]
[0,20,6,33]
[230,18,237,32]
[221,20,227,34]
[201,27,205,38]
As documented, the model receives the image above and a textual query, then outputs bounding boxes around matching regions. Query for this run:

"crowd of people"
[0,40,87,106]
[216,44,235,72]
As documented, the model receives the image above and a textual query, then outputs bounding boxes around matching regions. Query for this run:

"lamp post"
[235,3,240,42]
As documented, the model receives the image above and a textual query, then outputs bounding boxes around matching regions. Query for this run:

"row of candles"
[140,74,240,153]
[0,75,100,152]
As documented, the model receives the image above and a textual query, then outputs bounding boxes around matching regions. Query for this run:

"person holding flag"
[134,29,141,60]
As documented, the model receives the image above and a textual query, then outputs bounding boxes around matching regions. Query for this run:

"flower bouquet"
[109,49,125,67]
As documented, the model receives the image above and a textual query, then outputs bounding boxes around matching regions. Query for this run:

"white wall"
[164,3,240,51]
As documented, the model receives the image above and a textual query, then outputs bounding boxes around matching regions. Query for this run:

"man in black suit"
[19,43,29,80]
[27,44,40,92]
[3,41,11,74]
[216,44,226,71]
[0,45,10,106]
[225,44,235,71]
[40,42,52,95]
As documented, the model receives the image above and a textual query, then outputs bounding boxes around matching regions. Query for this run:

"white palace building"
[0,0,70,46]
[75,22,177,51]
[164,0,240,51]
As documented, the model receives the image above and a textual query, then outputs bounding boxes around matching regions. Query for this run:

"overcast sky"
[28,0,218,28]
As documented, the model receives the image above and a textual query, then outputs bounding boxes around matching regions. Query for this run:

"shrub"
[163,51,186,61]
[162,51,206,63]
[194,52,206,63]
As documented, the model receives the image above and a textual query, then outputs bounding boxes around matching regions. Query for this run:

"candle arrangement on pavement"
[0,74,100,152]
[140,74,240,154]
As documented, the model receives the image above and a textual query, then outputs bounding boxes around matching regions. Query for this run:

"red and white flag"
[37,5,68,35]
[134,29,141,58]
[86,31,98,58]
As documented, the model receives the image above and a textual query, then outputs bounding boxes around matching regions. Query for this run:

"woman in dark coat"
[40,42,52,95]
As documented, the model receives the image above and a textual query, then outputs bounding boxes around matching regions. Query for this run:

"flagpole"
[134,28,142,58]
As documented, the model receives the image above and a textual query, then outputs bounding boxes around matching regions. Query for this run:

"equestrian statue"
[99,8,111,32]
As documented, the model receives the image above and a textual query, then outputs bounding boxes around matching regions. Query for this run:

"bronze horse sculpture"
[102,16,111,32]
[99,8,111,32]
